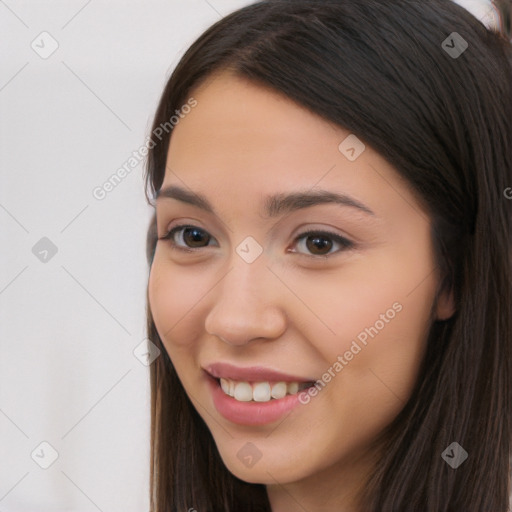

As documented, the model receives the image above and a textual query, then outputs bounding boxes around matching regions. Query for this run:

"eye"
[291,229,354,257]
[158,224,217,252]
[158,224,354,257]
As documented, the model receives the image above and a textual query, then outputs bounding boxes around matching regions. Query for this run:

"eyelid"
[158,223,355,257]
[158,224,219,250]
[290,228,354,255]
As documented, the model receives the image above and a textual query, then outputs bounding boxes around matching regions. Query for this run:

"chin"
[214,437,313,485]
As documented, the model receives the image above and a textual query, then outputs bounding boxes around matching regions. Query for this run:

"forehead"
[167,70,345,161]
[160,71,427,223]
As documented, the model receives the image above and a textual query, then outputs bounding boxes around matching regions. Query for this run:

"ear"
[435,284,456,321]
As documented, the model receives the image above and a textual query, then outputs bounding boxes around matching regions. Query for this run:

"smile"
[219,378,312,402]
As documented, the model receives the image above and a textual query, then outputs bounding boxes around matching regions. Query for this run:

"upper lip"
[203,362,315,383]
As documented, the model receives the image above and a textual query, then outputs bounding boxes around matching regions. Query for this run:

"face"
[148,70,454,494]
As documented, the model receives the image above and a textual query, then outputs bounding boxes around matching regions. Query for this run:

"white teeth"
[253,382,271,402]
[220,378,230,394]
[218,378,310,402]
[287,382,299,394]
[233,382,253,401]
[271,381,287,399]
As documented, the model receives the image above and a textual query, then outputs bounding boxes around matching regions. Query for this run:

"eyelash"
[157,224,354,258]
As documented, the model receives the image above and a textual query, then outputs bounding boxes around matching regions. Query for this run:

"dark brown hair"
[143,1,512,510]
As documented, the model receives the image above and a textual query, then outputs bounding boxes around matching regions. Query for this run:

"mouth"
[217,377,314,403]
[205,371,317,426]
[201,362,316,427]
[202,362,317,404]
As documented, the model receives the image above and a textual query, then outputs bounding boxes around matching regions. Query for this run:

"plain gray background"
[0,1,499,511]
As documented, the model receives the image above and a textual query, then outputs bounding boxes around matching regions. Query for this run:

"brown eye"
[158,225,354,258]
[181,227,210,248]
[158,225,216,250]
[305,234,333,255]
[293,230,354,257]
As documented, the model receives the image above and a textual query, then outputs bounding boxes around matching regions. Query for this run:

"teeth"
[218,378,310,402]
[220,378,229,394]
[271,382,287,399]
[287,382,299,394]
[253,382,271,402]
[234,382,253,402]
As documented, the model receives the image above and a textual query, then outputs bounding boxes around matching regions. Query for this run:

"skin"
[148,70,455,512]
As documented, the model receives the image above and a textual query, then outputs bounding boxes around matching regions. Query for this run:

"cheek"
[319,309,429,460]
[289,252,434,358]
[294,238,437,414]
[148,255,207,351]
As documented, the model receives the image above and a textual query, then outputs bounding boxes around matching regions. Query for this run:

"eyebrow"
[155,185,375,217]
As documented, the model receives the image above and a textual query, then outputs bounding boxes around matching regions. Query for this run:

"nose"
[204,252,288,346]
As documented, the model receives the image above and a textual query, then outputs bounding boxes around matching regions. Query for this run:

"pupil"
[185,228,208,247]
[306,235,332,255]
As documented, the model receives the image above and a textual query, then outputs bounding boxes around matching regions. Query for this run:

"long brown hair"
[143,1,512,510]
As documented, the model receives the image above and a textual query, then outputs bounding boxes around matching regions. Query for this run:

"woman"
[143,1,512,510]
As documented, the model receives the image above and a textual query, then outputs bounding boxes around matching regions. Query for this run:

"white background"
[0,1,499,511]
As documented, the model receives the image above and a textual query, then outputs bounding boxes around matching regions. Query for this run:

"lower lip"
[206,374,305,426]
